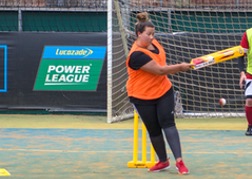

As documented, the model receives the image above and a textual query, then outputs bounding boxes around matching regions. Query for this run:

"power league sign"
[34,46,106,91]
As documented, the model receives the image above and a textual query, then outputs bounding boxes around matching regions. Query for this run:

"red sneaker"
[176,160,189,175]
[148,160,170,172]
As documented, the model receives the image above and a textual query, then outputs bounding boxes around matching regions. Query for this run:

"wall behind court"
[0,4,108,113]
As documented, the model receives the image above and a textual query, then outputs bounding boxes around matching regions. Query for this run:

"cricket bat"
[190,45,244,70]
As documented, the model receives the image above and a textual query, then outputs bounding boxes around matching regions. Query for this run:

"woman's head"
[135,12,154,36]
[135,12,155,47]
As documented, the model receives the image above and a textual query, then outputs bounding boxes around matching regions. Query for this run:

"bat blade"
[191,46,244,70]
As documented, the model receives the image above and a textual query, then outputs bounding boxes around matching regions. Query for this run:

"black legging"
[133,88,175,137]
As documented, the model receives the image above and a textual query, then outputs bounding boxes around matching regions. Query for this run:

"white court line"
[0,148,251,154]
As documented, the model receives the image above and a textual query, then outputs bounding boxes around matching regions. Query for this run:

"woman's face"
[138,26,155,47]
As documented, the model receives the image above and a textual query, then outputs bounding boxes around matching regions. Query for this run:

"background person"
[238,28,252,136]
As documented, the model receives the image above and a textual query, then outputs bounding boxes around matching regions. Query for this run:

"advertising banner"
[34,46,106,91]
[0,32,107,112]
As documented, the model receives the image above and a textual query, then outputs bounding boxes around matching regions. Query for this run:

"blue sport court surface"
[0,128,252,179]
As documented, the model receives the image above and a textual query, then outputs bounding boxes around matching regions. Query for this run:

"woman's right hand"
[180,62,194,72]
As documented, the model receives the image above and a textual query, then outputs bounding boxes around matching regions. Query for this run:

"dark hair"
[135,12,154,36]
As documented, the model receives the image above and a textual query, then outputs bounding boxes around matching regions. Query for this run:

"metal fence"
[0,0,107,8]
[0,0,251,9]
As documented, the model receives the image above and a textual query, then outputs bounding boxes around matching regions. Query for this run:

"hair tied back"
[136,12,149,23]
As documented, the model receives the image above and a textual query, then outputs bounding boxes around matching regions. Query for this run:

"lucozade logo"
[33,46,106,91]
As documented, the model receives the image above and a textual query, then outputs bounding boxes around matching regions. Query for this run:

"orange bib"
[126,39,172,100]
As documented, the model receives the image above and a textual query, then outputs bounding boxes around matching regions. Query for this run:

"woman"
[126,12,193,175]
